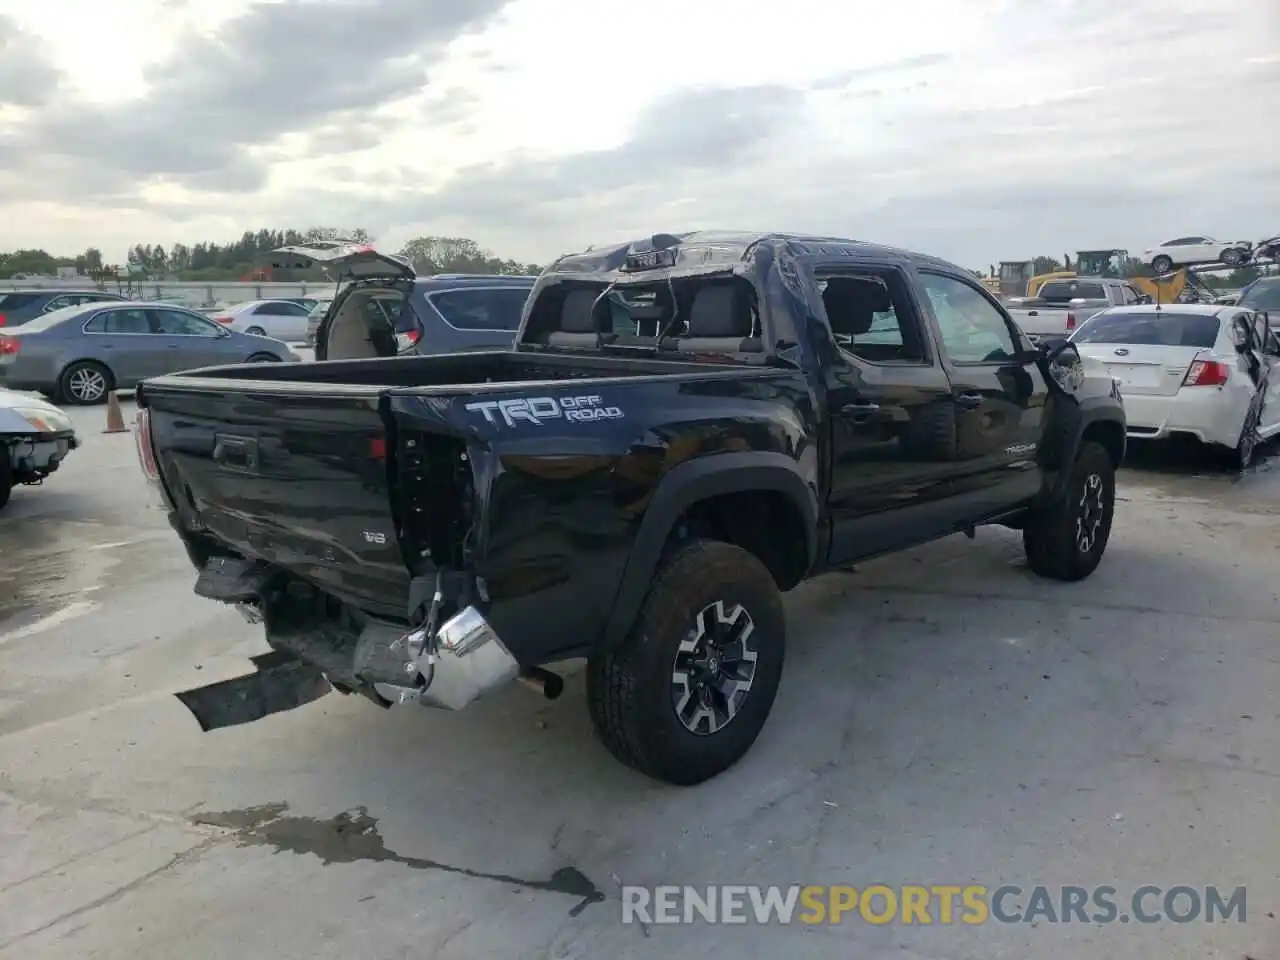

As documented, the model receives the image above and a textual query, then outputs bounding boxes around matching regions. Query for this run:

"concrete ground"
[1,397,1277,960]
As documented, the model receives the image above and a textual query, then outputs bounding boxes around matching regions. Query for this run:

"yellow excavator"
[1071,249,1197,302]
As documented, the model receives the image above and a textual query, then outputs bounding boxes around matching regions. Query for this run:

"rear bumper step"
[176,560,523,730]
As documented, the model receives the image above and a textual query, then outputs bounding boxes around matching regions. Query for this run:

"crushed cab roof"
[548,230,968,279]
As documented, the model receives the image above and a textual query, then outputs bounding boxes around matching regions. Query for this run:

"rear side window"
[253,301,309,316]
[1040,280,1106,300]
[1072,312,1220,347]
[0,293,46,310]
[7,304,91,332]
[83,308,154,334]
[429,288,529,331]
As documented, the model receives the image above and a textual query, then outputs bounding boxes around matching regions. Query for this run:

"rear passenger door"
[819,263,961,565]
[80,307,168,385]
[422,286,530,352]
[917,270,1049,519]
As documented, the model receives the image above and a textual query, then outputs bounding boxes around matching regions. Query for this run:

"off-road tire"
[1023,440,1115,581]
[1151,255,1174,275]
[586,539,786,785]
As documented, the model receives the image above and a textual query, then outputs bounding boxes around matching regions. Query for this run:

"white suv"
[1140,237,1251,274]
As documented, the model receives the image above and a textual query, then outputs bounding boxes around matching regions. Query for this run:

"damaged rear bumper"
[176,556,523,731]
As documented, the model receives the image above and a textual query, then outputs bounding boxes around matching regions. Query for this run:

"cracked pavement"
[0,398,1277,959]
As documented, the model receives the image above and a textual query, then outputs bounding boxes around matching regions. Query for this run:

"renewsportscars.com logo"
[621,884,1248,926]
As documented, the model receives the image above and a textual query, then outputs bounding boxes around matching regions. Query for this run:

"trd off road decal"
[464,394,624,428]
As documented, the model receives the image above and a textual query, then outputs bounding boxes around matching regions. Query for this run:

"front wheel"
[586,539,786,785]
[1023,440,1116,581]
[1151,254,1174,275]
[245,353,279,363]
[1221,247,1245,266]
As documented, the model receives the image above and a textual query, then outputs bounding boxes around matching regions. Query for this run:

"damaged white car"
[0,389,78,511]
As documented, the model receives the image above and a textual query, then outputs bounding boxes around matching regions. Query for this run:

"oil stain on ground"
[193,802,606,916]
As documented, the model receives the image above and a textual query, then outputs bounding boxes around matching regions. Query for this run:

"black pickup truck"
[135,231,1126,785]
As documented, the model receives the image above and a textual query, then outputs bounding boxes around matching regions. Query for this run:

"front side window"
[920,273,1018,364]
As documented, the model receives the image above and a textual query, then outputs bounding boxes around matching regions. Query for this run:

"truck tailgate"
[143,383,411,618]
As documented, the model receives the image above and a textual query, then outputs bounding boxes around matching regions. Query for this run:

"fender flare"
[1049,398,1125,501]
[599,451,819,650]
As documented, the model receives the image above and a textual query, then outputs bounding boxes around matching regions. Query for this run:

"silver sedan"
[0,301,298,404]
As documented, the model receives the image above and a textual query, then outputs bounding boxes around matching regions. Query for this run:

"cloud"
[7,0,511,201]
[0,0,1276,267]
[0,15,62,107]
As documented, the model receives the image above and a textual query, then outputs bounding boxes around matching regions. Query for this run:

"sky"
[0,0,1276,270]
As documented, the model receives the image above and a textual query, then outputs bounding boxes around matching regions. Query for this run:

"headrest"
[559,289,600,333]
[687,284,752,338]
[824,278,890,312]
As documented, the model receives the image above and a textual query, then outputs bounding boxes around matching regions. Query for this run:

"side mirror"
[1037,335,1070,353]
[1041,340,1086,393]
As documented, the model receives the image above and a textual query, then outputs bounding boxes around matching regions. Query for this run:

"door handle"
[955,392,984,409]
[840,401,880,420]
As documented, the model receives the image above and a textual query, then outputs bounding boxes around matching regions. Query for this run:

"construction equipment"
[996,260,1076,298]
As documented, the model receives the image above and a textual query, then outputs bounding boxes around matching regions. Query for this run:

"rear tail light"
[1065,312,1077,331]
[134,408,161,483]
[0,334,17,355]
[1182,360,1230,387]
[0,313,7,326]
[395,328,422,352]
[213,316,234,325]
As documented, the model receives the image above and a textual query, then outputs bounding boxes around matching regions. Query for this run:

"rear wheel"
[58,360,113,405]
[1150,254,1174,275]
[1023,440,1115,581]
[1221,247,1245,266]
[586,539,786,785]
[245,326,266,336]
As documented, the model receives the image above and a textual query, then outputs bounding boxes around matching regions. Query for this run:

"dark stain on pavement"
[193,802,606,916]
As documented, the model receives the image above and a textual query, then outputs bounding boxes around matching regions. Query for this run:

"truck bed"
[138,349,778,619]
[149,349,737,393]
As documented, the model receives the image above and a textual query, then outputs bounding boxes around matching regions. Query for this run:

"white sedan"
[208,299,314,343]
[1069,304,1280,468]
[1139,236,1252,275]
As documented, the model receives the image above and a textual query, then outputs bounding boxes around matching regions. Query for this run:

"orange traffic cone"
[102,390,129,434]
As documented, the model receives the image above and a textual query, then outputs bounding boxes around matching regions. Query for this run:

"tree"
[397,235,540,276]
